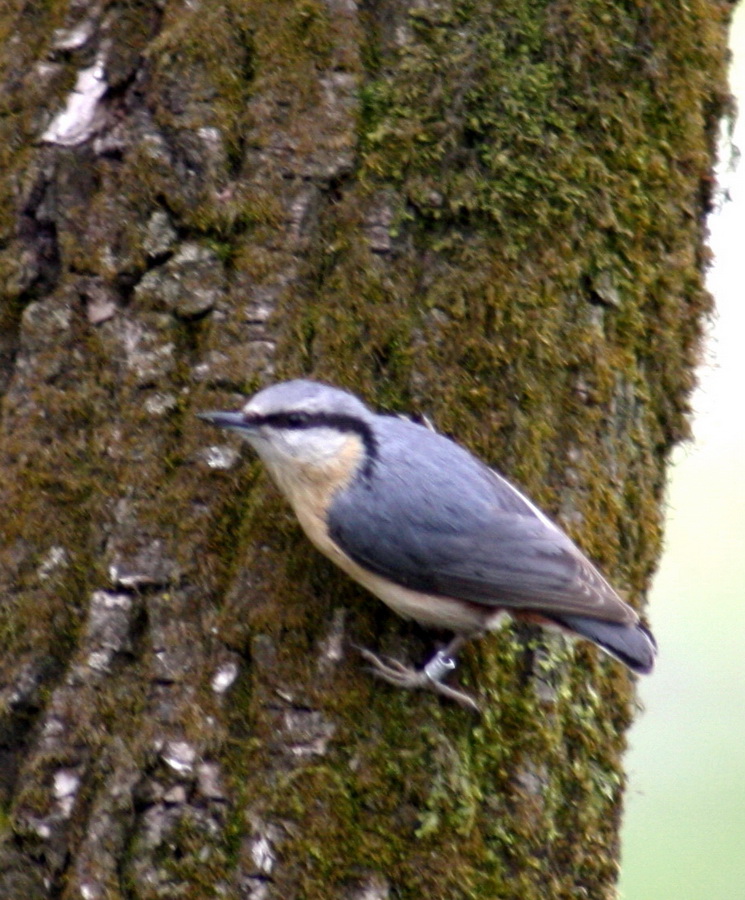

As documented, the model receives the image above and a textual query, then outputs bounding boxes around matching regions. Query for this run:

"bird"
[198,380,656,710]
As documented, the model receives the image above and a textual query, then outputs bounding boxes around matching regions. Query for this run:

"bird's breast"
[266,434,365,556]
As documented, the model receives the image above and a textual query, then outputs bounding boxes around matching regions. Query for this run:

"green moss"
[0,0,730,895]
[224,1,729,897]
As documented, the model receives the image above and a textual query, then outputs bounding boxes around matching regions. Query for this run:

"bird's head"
[198,380,377,478]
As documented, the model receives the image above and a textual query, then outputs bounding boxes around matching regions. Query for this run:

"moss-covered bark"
[0,0,731,898]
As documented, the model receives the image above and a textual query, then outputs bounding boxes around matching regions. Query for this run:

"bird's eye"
[284,411,309,427]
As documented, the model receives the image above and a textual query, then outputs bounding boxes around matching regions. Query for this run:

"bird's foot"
[357,646,480,713]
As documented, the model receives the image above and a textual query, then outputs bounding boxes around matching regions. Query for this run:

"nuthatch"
[199,380,656,710]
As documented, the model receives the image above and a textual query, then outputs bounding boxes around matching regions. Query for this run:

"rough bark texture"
[0,1,731,898]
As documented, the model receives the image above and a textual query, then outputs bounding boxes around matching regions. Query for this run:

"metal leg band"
[423,650,457,684]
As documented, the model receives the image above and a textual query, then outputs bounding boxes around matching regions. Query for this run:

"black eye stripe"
[247,411,354,431]
[245,411,311,429]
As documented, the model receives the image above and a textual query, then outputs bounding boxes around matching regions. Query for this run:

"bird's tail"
[554,615,657,674]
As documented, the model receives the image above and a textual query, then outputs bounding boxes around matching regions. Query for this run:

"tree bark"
[0,1,731,898]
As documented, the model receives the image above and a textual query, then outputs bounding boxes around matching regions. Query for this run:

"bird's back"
[328,413,634,625]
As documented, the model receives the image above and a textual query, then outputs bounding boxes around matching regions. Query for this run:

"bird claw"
[357,646,480,713]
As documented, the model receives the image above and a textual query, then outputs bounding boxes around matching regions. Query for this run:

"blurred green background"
[619,5,745,898]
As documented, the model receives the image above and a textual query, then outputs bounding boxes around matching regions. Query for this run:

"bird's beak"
[197,411,252,433]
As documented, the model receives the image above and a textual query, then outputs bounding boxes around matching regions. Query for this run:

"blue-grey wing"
[327,418,633,624]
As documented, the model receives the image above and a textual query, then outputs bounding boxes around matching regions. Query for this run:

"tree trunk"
[0,1,730,898]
